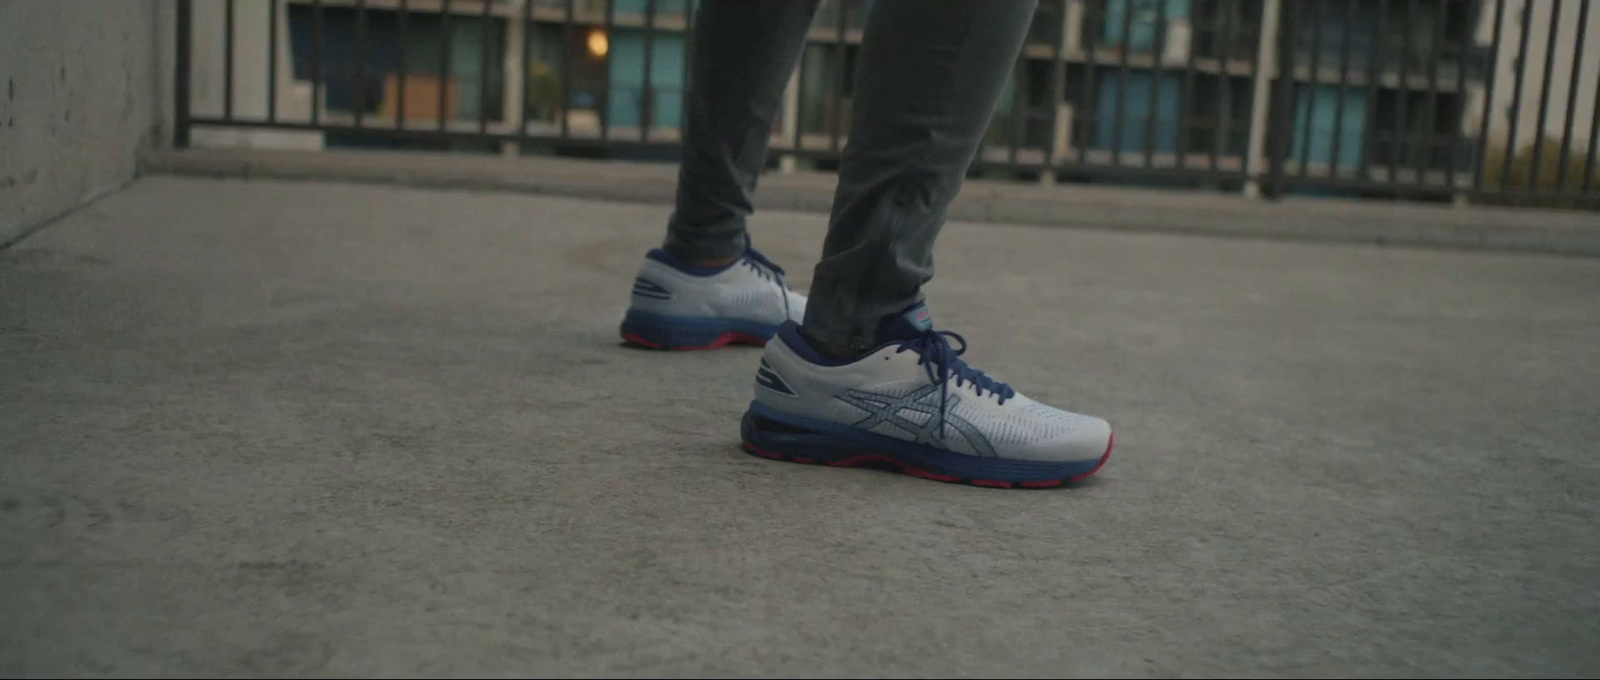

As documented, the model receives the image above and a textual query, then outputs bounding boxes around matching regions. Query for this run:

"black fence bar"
[1144,0,1166,169]
[1580,50,1593,189]
[601,0,615,141]
[1111,0,1134,166]
[1044,0,1065,174]
[1473,0,1504,191]
[1329,0,1355,176]
[266,0,278,124]
[438,0,452,143]
[1444,0,1467,192]
[1418,0,1445,188]
[518,0,531,141]
[1212,0,1239,172]
[174,0,192,148]
[224,0,235,120]
[1361,0,1386,181]
[831,1,847,153]
[311,0,323,126]
[793,23,807,153]
[1502,0,1534,191]
[1177,0,1198,167]
[641,0,656,142]
[1236,0,1261,177]
[1580,11,1593,190]
[680,0,694,146]
[1079,0,1100,166]
[1298,0,1323,178]
[1529,0,1563,191]
[1264,0,1297,197]
[1009,53,1024,165]
[355,0,367,127]
[438,0,451,140]
[1557,0,1591,194]
[1390,0,1414,187]
[396,0,409,129]
[560,0,574,137]
[1228,0,1254,177]
[477,0,492,135]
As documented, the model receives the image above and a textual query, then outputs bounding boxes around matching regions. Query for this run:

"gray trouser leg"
[801,0,1038,353]
[662,0,821,262]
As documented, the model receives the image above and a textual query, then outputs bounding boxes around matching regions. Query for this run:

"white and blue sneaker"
[620,242,807,350]
[740,304,1113,488]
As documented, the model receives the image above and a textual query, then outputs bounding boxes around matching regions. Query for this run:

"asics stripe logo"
[631,277,673,300]
[837,386,997,457]
[756,359,798,397]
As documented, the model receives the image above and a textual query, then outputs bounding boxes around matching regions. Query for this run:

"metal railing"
[175,0,1600,209]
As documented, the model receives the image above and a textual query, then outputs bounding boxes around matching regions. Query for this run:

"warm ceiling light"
[586,29,609,58]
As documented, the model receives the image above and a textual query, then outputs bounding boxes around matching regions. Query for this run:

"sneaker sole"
[619,309,778,351]
[740,401,1112,489]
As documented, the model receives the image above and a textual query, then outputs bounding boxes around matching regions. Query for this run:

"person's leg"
[742,0,1114,487]
[801,0,1038,355]
[620,0,817,350]
[662,0,822,265]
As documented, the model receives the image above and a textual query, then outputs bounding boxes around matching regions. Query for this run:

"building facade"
[180,0,1600,202]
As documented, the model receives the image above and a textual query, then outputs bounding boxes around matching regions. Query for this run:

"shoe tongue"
[875,302,934,344]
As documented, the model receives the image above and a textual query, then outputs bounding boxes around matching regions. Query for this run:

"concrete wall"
[0,0,169,245]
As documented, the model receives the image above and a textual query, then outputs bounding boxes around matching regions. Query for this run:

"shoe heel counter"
[628,259,686,314]
[752,338,807,406]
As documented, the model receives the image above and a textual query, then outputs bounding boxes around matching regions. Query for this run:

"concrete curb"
[142,148,1600,258]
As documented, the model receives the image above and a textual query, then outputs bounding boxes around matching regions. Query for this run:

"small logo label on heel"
[631,277,673,300]
[756,359,798,397]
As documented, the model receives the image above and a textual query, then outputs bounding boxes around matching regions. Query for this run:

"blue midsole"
[621,309,778,347]
[741,400,1103,482]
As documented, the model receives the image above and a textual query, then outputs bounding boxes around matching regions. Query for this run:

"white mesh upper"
[950,396,1101,450]
[630,256,806,325]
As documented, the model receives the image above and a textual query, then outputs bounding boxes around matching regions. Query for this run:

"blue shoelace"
[895,330,1016,438]
[740,242,793,321]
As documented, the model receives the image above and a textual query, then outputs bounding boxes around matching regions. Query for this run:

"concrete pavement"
[3,175,1599,676]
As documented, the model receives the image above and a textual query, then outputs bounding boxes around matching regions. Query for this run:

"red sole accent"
[1064,431,1114,483]
[741,433,1114,490]
[621,331,768,351]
